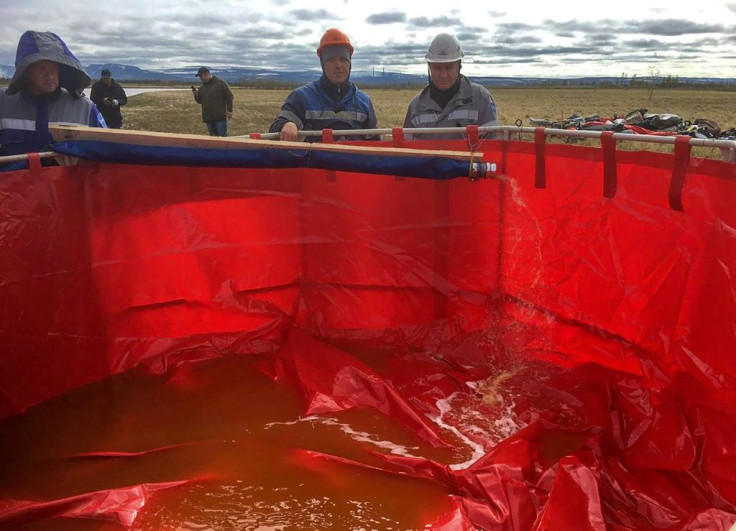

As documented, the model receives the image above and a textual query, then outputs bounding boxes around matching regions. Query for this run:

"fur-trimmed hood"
[6,31,91,97]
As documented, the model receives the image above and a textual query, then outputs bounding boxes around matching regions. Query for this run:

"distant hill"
[87,64,427,87]
[87,63,180,82]
[3,63,736,88]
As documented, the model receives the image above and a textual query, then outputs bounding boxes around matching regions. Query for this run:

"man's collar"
[319,74,351,101]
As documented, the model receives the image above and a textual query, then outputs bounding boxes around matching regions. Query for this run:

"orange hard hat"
[317,28,354,58]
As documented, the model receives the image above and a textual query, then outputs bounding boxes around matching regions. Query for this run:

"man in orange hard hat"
[269,28,378,141]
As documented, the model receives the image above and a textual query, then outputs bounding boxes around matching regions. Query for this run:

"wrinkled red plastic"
[0,139,735,529]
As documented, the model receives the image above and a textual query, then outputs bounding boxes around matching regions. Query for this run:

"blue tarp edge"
[50,140,471,180]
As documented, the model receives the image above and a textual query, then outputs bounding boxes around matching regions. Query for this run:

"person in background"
[90,68,127,129]
[192,66,233,137]
[403,33,500,140]
[0,30,106,160]
[269,28,378,141]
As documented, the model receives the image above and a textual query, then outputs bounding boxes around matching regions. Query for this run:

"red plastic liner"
[0,138,735,529]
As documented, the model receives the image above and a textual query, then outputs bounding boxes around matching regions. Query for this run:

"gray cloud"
[544,20,601,32]
[359,42,425,67]
[634,19,725,35]
[543,18,727,36]
[408,16,462,28]
[456,31,485,44]
[457,26,489,36]
[493,35,543,45]
[366,12,407,24]
[581,33,618,46]
[288,9,333,21]
[0,4,733,79]
[496,22,538,32]
[621,39,668,51]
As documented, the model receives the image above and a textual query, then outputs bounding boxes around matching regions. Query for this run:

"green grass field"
[122,86,735,158]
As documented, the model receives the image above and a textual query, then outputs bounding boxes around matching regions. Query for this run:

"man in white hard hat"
[403,33,500,140]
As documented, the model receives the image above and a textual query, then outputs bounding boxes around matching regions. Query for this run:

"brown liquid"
[0,353,482,530]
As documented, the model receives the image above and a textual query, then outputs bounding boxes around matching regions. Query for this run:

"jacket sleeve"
[363,98,380,141]
[88,102,107,128]
[114,84,127,107]
[402,96,419,140]
[89,83,104,108]
[475,86,500,138]
[223,81,234,112]
[268,90,305,134]
[403,94,420,128]
[477,87,500,128]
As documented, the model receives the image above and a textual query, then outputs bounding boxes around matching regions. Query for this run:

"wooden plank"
[49,125,478,161]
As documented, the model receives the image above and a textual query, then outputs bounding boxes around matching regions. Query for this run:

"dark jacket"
[269,75,378,141]
[194,76,233,122]
[90,78,127,128]
[0,31,105,159]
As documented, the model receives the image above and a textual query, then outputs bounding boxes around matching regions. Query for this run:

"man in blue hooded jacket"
[0,31,106,159]
[269,28,377,141]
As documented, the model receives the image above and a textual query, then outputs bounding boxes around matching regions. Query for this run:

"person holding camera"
[90,69,127,129]
[192,67,233,137]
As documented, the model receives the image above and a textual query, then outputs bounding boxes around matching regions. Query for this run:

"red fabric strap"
[465,124,479,148]
[391,127,405,147]
[669,136,692,211]
[534,127,546,188]
[321,129,334,143]
[601,132,617,198]
[27,152,42,172]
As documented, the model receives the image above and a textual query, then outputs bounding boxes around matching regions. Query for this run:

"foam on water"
[432,378,528,470]
[266,416,422,459]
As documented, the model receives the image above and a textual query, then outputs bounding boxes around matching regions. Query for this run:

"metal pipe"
[0,151,56,164]
[238,126,736,152]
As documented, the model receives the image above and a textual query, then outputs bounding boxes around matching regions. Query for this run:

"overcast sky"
[1,0,735,78]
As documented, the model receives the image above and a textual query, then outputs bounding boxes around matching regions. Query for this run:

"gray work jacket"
[402,75,500,140]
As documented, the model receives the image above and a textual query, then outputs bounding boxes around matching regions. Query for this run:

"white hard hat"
[426,33,464,63]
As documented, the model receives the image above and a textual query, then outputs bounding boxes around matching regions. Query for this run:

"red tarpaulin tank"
[0,135,735,530]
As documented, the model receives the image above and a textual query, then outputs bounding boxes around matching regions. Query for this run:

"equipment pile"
[528,109,736,139]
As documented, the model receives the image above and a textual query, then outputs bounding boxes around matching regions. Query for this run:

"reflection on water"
[138,475,446,530]
[266,415,424,460]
